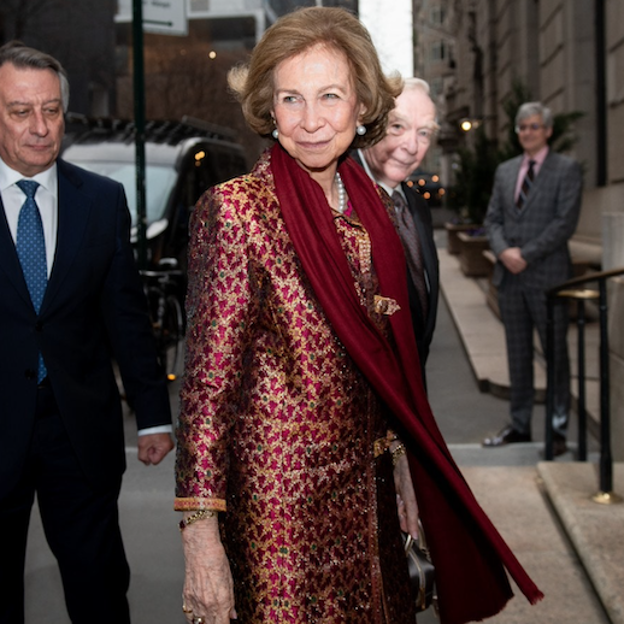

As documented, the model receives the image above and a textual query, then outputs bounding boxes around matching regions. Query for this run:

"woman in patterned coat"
[175,7,542,624]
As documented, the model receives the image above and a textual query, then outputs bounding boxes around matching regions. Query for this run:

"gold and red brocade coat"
[175,152,413,623]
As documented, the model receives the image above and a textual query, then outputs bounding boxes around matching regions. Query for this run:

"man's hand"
[499,247,527,274]
[138,433,174,465]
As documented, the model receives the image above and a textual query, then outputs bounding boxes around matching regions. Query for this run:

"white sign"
[143,0,187,35]
[116,0,188,36]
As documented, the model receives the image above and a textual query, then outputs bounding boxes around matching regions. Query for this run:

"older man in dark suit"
[482,101,582,456]
[0,42,173,623]
[354,78,440,383]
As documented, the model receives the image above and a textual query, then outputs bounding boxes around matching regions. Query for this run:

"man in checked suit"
[482,101,582,456]
[354,78,440,384]
[0,42,174,623]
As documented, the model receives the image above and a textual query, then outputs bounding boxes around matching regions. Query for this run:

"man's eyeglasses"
[515,122,545,133]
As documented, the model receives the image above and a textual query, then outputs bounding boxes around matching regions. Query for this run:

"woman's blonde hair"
[228,6,402,148]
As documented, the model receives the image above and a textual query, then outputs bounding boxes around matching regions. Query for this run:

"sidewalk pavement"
[27,450,620,624]
[23,243,624,624]
[438,245,624,624]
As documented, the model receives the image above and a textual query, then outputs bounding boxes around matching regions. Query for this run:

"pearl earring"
[356,124,367,136]
[272,128,279,139]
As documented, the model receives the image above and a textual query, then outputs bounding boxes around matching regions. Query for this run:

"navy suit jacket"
[402,181,439,367]
[0,159,171,497]
[350,151,440,370]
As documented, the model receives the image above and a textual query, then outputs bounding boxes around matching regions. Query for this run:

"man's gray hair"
[515,101,553,128]
[0,40,70,113]
[401,77,440,131]
[402,77,432,96]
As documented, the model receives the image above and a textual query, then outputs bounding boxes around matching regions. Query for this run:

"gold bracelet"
[391,442,407,467]
[178,509,217,531]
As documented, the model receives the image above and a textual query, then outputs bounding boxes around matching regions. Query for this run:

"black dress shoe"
[482,425,532,447]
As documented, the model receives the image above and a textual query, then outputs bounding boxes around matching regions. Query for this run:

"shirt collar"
[357,149,401,198]
[524,145,549,167]
[0,157,58,197]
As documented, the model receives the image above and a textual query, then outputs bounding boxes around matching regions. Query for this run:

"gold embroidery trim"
[174,497,228,512]
[374,295,401,316]
[373,436,389,458]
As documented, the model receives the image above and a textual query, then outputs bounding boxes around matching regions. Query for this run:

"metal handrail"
[545,266,624,503]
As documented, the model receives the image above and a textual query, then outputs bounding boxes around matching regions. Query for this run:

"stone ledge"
[538,461,624,624]
[569,236,602,269]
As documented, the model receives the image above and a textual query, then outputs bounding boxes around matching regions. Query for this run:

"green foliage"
[448,79,584,225]
[450,125,499,224]
[551,110,585,153]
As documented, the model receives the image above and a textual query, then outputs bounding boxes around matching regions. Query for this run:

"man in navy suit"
[482,102,582,456]
[355,78,440,383]
[0,42,174,623]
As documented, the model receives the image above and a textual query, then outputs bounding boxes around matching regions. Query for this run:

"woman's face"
[271,43,364,181]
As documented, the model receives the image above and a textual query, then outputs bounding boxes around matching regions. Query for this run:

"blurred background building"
[0,0,117,115]
[414,0,622,262]
[413,0,624,457]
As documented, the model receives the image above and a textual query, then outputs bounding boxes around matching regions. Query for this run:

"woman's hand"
[392,448,419,539]
[181,516,237,623]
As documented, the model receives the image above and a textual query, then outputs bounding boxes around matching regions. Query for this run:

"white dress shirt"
[0,158,58,276]
[356,148,402,200]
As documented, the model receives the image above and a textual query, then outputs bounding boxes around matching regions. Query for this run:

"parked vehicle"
[140,258,185,382]
[61,114,249,273]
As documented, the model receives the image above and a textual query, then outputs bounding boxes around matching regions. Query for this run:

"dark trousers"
[498,279,570,436]
[0,384,131,624]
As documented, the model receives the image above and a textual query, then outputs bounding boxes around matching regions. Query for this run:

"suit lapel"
[40,160,91,313]
[0,196,33,308]
[507,157,523,213]
[404,185,432,285]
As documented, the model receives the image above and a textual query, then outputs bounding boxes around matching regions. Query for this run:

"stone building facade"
[415,0,624,458]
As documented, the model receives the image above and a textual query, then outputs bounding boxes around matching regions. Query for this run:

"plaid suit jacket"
[484,150,583,291]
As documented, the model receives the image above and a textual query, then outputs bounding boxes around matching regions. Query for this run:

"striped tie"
[16,179,48,382]
[516,160,536,209]
[392,190,428,319]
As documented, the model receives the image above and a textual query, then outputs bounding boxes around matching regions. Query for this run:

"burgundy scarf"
[271,143,543,624]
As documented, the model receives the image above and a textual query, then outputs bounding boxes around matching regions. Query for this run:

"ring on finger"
[182,605,193,614]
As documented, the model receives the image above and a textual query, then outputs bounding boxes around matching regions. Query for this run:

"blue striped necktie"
[16,179,48,382]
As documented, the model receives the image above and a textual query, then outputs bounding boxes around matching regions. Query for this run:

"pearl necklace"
[335,172,347,214]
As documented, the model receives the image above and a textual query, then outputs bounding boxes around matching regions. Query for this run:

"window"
[430,41,447,62]
[430,7,445,25]
[430,77,443,99]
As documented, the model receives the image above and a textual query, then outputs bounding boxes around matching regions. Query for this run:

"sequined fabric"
[175,151,414,623]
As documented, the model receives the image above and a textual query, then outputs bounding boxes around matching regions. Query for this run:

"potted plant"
[445,125,499,274]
